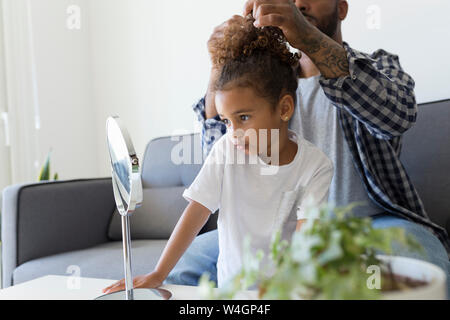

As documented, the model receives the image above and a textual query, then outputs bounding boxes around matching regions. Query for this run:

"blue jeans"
[164,229,219,286]
[165,215,450,297]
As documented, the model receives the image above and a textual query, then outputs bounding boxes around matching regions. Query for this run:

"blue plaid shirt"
[192,42,450,254]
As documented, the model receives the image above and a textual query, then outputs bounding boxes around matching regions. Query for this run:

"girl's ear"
[278,94,295,122]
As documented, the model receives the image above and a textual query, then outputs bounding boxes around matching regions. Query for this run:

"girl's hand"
[102,271,164,294]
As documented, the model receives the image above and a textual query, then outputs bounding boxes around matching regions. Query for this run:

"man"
[166,0,450,290]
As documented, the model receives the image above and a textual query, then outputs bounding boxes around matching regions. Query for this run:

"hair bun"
[210,15,300,69]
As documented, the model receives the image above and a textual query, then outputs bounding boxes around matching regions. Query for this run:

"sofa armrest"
[1,178,116,288]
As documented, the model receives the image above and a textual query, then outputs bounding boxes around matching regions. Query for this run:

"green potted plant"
[38,149,59,181]
[199,203,447,300]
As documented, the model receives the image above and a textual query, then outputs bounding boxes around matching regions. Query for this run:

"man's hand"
[243,0,310,51]
[243,0,349,79]
[102,271,164,295]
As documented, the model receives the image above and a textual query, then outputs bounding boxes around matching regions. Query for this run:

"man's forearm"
[319,43,418,139]
[205,89,218,119]
[205,68,221,119]
[298,25,349,79]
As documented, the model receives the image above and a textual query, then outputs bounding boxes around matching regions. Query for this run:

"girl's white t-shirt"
[182,129,334,287]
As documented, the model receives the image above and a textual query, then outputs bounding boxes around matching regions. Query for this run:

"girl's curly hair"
[210,15,301,109]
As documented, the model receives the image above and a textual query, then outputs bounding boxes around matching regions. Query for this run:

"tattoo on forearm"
[301,30,350,79]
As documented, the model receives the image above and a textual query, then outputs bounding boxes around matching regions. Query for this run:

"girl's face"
[215,86,290,156]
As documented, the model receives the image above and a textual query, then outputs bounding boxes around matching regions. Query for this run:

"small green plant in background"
[199,203,424,300]
[38,149,59,181]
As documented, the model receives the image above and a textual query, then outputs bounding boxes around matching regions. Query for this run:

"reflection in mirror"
[106,117,136,215]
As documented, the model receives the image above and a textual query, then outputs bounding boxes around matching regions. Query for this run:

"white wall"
[343,0,450,104]
[2,0,99,183]
[88,0,245,177]
[0,1,11,192]
[30,0,99,181]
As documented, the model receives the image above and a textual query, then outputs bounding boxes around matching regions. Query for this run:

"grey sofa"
[2,99,450,288]
[1,133,216,288]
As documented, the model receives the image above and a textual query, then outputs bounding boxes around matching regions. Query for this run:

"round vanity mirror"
[106,116,142,216]
[95,116,171,300]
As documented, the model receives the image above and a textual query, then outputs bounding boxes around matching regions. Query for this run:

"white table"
[0,275,204,300]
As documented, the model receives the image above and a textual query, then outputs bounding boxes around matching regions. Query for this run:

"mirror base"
[95,288,172,300]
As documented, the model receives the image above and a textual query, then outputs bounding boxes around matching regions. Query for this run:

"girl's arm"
[153,199,211,280]
[102,199,211,294]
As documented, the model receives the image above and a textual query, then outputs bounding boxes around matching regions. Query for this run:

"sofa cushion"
[400,100,450,234]
[12,240,167,286]
[141,133,203,189]
[108,186,188,240]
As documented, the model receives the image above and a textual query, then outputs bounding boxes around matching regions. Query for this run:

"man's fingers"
[244,1,290,29]
[254,3,288,19]
[243,0,255,17]
[244,0,287,17]
[254,13,285,28]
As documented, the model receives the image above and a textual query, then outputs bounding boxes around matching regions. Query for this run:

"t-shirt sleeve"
[296,160,334,220]
[182,135,226,213]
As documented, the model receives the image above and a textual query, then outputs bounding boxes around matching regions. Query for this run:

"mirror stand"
[121,214,134,300]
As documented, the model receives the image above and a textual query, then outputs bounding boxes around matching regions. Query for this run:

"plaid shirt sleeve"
[192,96,227,159]
[319,42,418,140]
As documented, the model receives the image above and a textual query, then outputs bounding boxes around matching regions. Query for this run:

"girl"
[103,15,333,292]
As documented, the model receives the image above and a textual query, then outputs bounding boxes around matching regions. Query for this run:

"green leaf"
[317,230,343,265]
[38,150,52,181]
